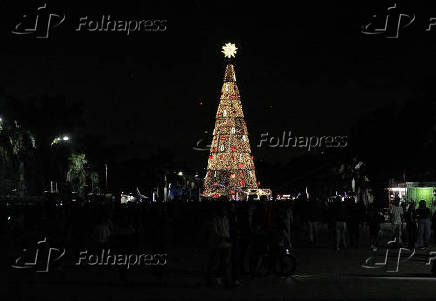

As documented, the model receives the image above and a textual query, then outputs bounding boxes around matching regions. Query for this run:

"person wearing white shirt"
[390,198,404,245]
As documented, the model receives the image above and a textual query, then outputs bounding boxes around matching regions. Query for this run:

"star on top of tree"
[221,43,237,58]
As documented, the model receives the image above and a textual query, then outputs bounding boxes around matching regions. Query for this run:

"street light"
[49,135,71,194]
[105,163,108,192]
[51,137,60,146]
[51,135,71,146]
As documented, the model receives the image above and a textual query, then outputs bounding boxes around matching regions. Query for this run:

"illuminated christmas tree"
[203,43,258,199]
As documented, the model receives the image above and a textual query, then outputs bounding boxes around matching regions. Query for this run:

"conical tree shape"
[203,64,258,199]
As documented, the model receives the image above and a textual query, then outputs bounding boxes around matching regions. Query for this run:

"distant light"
[51,138,58,146]
[177,171,183,176]
[63,136,70,141]
[390,188,406,192]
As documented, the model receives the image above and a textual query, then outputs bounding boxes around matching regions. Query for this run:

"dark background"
[1,0,436,193]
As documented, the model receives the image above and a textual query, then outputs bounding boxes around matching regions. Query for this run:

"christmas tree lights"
[203,43,258,199]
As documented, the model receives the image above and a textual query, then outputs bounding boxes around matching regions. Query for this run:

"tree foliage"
[66,153,88,192]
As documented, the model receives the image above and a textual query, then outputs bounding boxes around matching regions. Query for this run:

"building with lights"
[387,181,436,209]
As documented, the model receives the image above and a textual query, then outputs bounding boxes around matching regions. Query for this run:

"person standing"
[307,198,321,244]
[346,197,361,249]
[326,198,336,247]
[281,201,293,246]
[207,203,232,287]
[415,200,432,249]
[237,203,252,276]
[404,201,417,249]
[367,203,383,251]
[229,204,242,286]
[250,203,269,277]
[93,215,111,250]
[390,198,404,245]
[294,195,307,242]
[335,197,348,251]
[432,209,436,244]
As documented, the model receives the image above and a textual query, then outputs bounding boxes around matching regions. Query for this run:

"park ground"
[3,223,436,301]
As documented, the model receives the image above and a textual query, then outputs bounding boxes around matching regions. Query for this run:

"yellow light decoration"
[221,42,238,58]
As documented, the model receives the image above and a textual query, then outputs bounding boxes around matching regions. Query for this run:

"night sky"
[1,1,436,173]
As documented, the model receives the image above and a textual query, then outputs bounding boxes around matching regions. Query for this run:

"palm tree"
[89,171,99,193]
[66,153,88,194]
[0,118,35,194]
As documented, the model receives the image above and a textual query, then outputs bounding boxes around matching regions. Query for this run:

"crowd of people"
[390,198,436,250]
[2,194,436,288]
